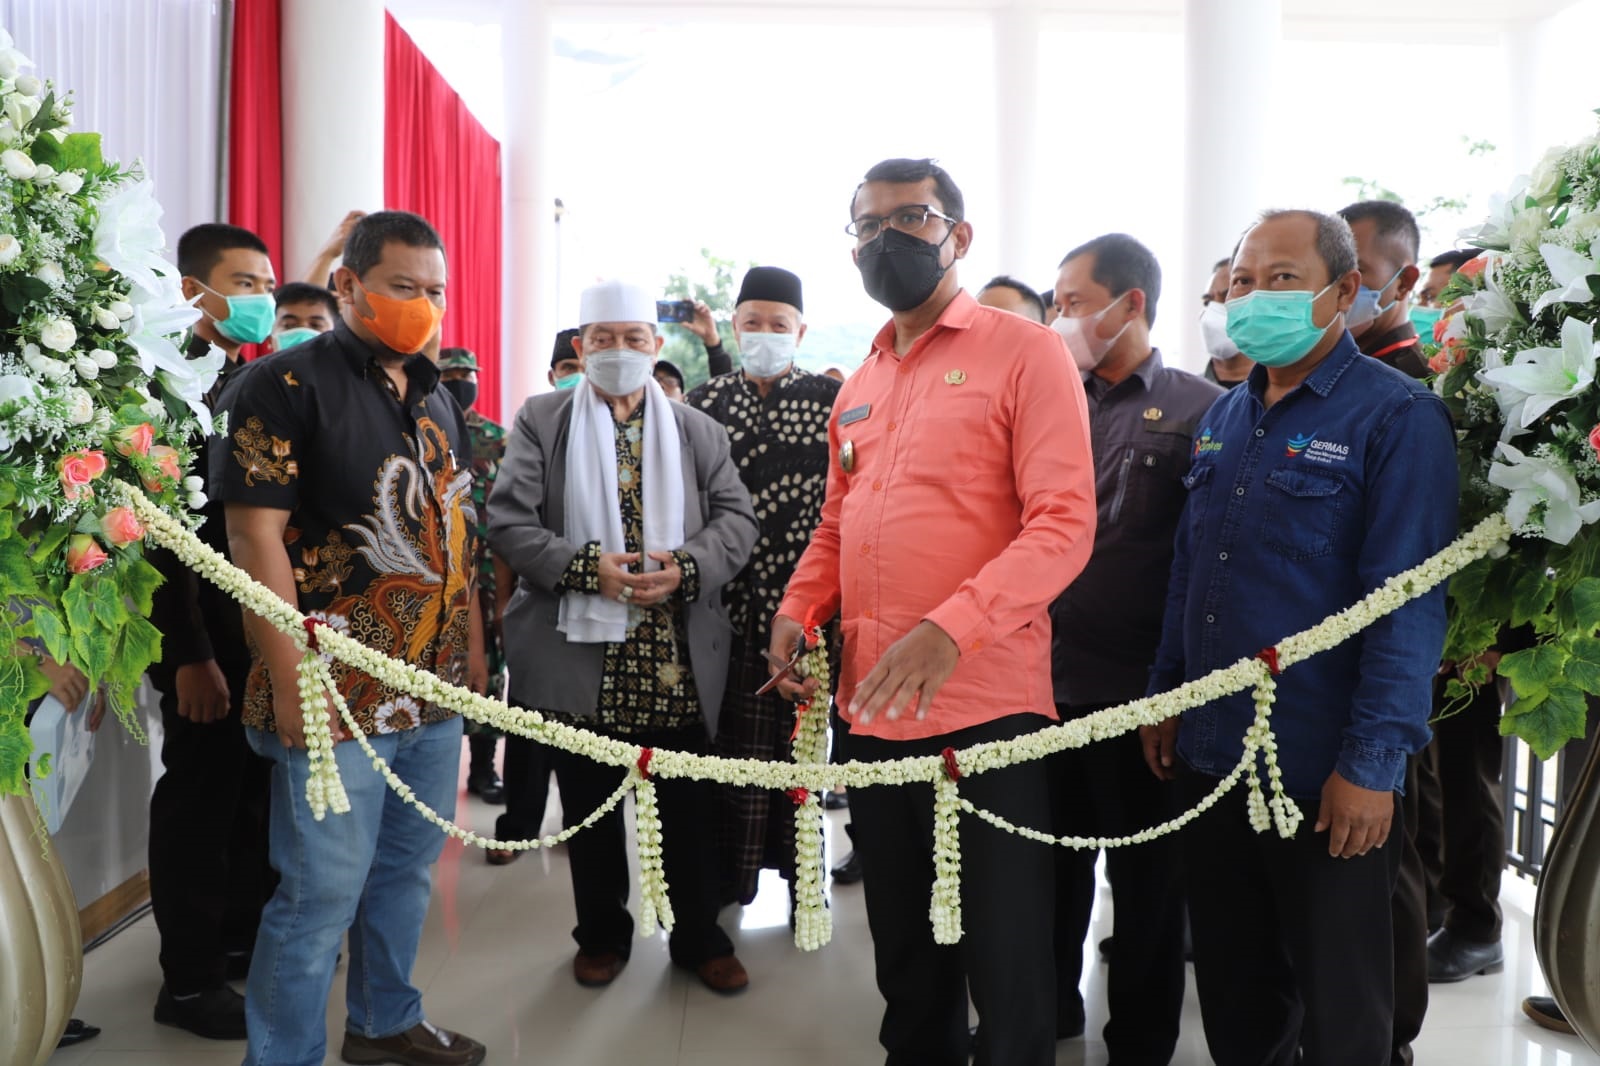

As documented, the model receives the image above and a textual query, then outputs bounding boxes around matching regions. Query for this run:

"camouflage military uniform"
[465,407,507,708]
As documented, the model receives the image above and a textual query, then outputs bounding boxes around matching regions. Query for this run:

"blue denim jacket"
[1148,334,1458,798]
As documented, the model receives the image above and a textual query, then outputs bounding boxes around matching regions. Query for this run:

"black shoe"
[466,769,506,805]
[1058,1005,1086,1039]
[1098,935,1114,961]
[823,789,850,811]
[57,1019,101,1048]
[1523,995,1575,1034]
[1426,928,1503,983]
[154,983,247,1040]
[223,950,252,982]
[830,850,863,884]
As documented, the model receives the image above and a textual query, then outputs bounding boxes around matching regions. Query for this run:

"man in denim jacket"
[1141,209,1458,1066]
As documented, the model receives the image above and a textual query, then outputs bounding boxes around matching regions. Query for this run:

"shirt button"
[1255,429,1265,438]
[1235,487,1245,496]
[1219,552,1228,561]
[865,608,875,620]
[860,544,872,556]
[873,480,883,491]
[1205,614,1216,624]
[887,421,897,431]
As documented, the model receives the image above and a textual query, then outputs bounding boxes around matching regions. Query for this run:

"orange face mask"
[354,279,445,354]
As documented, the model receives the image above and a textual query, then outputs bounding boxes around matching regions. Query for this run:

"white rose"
[141,397,165,421]
[183,475,205,492]
[64,387,93,425]
[53,171,82,195]
[31,162,52,180]
[33,260,63,287]
[39,317,76,351]
[0,53,19,80]
[3,94,38,132]
[0,120,17,146]
[1530,146,1568,207]
[0,147,34,180]
[73,354,98,380]
[90,347,118,369]
[92,305,119,330]
[109,299,133,320]
[0,233,20,265]
[187,490,208,511]
[13,74,39,98]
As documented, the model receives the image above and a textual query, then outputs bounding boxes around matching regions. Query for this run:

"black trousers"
[1418,678,1506,943]
[840,715,1056,1066]
[1050,702,1184,1065]
[1182,771,1403,1066]
[1391,757,1430,1066]
[550,723,733,968]
[147,665,274,995]
[495,731,555,843]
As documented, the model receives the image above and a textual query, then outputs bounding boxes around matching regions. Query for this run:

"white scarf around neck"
[559,375,686,643]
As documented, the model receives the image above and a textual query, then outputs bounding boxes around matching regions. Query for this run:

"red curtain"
[384,15,503,418]
[226,0,283,280]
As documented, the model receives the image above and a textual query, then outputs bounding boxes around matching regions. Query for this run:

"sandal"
[486,846,520,866]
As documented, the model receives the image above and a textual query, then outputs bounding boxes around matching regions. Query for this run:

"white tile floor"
[57,776,1600,1066]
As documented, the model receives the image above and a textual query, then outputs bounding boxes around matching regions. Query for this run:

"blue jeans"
[243,716,463,1066]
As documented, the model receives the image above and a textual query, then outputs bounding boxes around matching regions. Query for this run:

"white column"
[280,0,386,280]
[992,0,1042,275]
[501,0,556,422]
[1181,0,1280,370]
[1502,19,1543,174]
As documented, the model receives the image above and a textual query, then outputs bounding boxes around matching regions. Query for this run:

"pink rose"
[113,422,154,457]
[58,449,108,502]
[142,444,183,491]
[100,506,145,548]
[1589,424,1600,463]
[65,534,110,573]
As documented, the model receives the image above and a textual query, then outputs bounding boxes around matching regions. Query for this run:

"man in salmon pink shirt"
[769,158,1097,1066]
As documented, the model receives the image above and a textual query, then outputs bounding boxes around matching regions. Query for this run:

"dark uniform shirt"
[1360,320,1428,380]
[556,402,703,735]
[1051,350,1223,706]
[211,322,476,736]
[685,367,841,639]
[463,408,508,697]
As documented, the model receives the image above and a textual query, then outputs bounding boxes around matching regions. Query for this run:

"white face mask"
[1051,292,1132,371]
[1198,301,1240,361]
[584,348,654,396]
[738,331,798,379]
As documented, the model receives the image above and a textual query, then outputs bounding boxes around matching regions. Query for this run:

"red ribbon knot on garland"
[636,747,654,780]
[302,617,321,651]
[786,788,810,807]
[1256,647,1282,676]
[941,747,962,781]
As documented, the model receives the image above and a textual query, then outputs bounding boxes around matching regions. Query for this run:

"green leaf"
[1503,681,1590,760]
[61,575,94,636]
[1511,565,1557,627]
[72,620,115,687]
[28,131,101,173]
[1557,576,1600,633]
[1497,643,1568,700]
[30,522,71,566]
[29,605,69,664]
[109,615,162,696]
[0,536,39,596]
[120,557,163,616]
[1566,635,1600,694]
[89,575,126,631]
[0,713,30,796]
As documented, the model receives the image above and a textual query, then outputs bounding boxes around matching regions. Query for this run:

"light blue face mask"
[1345,268,1404,332]
[553,371,582,390]
[273,326,321,351]
[197,282,276,345]
[1224,282,1340,369]
[1409,305,1444,340]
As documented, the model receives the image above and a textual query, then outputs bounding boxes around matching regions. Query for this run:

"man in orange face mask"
[215,211,489,1066]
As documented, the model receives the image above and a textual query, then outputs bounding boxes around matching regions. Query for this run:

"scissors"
[755,637,811,697]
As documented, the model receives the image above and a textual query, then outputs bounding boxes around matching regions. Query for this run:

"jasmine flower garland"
[789,628,832,951]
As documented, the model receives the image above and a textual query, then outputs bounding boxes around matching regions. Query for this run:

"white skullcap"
[579,280,656,328]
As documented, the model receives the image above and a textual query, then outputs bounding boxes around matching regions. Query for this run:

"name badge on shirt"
[838,404,871,427]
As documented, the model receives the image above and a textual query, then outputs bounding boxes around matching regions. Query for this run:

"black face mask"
[854,225,954,312]
[442,378,478,412]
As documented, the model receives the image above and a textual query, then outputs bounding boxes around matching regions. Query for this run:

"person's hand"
[175,659,231,724]
[1140,717,1180,781]
[320,210,365,260]
[849,621,958,724]
[467,647,489,695]
[1314,771,1393,858]
[37,656,88,709]
[687,301,721,347]
[597,551,645,603]
[767,613,819,703]
[630,551,683,607]
[271,684,344,750]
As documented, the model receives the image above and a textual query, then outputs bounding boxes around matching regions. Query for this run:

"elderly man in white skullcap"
[488,280,759,995]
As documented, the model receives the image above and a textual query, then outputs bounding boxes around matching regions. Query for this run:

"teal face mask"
[1223,282,1340,369]
[1409,305,1444,340]
[553,372,582,390]
[273,326,321,350]
[198,283,276,345]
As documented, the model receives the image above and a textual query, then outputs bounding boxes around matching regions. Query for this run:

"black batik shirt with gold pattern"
[211,322,477,737]
[556,404,702,735]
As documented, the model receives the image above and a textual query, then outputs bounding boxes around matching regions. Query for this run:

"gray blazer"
[487,389,758,735]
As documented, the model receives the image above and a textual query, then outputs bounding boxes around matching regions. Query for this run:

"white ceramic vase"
[0,791,82,1066]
